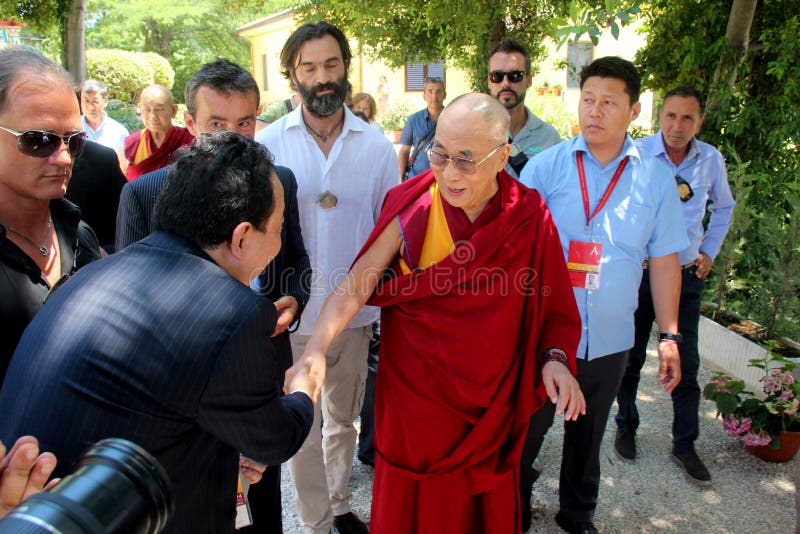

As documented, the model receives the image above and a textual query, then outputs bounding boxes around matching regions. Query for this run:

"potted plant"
[703,349,800,462]
[382,100,413,143]
[553,84,563,96]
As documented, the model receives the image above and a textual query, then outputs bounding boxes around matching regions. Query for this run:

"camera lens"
[0,438,174,534]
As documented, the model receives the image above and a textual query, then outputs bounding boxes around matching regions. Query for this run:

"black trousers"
[240,334,295,533]
[615,267,703,452]
[520,351,628,524]
[357,322,380,465]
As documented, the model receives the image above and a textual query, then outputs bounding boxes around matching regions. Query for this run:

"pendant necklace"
[5,214,52,257]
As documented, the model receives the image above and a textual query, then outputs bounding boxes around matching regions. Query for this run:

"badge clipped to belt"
[568,152,630,290]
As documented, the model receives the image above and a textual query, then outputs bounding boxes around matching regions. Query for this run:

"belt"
[642,259,697,270]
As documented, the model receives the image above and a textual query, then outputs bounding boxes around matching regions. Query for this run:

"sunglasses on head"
[0,125,87,159]
[489,70,526,84]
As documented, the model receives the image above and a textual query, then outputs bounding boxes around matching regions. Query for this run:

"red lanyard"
[576,151,629,228]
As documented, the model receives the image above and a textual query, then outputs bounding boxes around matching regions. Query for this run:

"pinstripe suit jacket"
[0,231,314,534]
[115,164,311,376]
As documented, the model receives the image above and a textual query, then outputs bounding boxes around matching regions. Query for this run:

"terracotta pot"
[746,430,800,463]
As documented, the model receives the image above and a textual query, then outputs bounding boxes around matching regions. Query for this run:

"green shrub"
[106,99,143,132]
[87,49,154,103]
[140,52,175,90]
[382,100,414,131]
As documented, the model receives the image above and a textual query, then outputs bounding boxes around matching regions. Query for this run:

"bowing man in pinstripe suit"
[114,58,311,532]
[0,132,318,534]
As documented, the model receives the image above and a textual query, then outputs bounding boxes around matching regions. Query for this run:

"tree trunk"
[64,0,87,82]
[706,0,758,113]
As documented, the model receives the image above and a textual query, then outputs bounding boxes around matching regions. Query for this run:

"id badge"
[235,468,253,528]
[567,241,602,290]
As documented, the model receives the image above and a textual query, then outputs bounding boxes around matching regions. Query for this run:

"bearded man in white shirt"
[255,21,398,534]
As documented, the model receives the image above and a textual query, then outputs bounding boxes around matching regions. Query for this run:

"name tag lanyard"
[576,151,630,234]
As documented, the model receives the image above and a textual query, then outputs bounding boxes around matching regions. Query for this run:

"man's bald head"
[440,93,509,145]
[138,84,177,137]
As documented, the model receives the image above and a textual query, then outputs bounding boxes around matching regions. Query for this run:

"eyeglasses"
[0,125,87,159]
[427,143,507,175]
[489,70,526,84]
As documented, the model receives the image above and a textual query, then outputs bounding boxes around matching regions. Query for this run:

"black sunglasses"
[489,70,526,84]
[0,125,87,159]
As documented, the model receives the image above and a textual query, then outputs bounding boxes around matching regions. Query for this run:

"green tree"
[296,0,642,92]
[637,0,800,338]
[85,0,288,101]
[0,0,87,79]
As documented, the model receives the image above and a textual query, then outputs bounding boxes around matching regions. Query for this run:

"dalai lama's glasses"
[0,125,87,159]
[427,143,507,175]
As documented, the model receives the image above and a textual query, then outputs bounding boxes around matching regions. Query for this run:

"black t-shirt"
[0,197,102,382]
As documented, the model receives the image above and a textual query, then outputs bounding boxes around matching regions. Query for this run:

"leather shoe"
[671,448,712,487]
[555,511,598,533]
[614,430,636,461]
[333,512,369,534]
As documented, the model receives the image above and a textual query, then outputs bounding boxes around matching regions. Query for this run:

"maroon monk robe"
[123,125,194,181]
[354,169,581,533]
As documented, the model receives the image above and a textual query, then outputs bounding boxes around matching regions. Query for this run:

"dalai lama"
[284,93,585,533]
[123,84,193,180]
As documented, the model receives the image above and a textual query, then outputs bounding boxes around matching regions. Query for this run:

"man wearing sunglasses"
[285,92,584,533]
[487,39,561,178]
[614,86,735,486]
[0,46,102,383]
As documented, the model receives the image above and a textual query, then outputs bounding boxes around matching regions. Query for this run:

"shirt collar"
[656,130,700,162]
[572,133,641,167]
[284,104,365,138]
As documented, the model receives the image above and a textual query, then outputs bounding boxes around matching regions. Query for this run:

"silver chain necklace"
[6,214,52,257]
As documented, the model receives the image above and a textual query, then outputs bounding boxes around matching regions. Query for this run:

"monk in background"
[286,93,585,533]
[123,84,193,180]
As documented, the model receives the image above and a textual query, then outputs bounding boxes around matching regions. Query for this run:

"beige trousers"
[288,326,371,534]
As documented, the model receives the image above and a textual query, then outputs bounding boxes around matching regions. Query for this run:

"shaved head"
[441,93,509,145]
[140,84,174,106]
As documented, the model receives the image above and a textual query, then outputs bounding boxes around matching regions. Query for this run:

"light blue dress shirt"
[399,108,436,176]
[520,135,688,360]
[636,132,736,266]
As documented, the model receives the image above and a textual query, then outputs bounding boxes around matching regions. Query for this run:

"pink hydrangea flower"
[742,432,772,447]
[723,415,752,436]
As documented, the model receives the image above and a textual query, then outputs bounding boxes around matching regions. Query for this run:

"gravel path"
[279,338,797,533]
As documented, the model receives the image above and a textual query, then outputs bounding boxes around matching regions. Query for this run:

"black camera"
[0,438,173,533]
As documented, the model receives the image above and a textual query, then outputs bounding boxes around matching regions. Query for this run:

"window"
[261,54,268,91]
[405,61,445,91]
[566,42,593,88]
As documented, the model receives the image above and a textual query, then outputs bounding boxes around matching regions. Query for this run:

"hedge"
[86,49,175,103]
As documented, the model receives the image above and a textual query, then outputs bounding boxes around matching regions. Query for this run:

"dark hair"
[488,39,531,73]
[280,21,352,92]
[154,131,276,248]
[663,86,704,115]
[184,59,260,117]
[0,46,75,115]
[579,56,641,104]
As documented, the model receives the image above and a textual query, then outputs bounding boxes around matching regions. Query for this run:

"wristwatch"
[659,332,683,343]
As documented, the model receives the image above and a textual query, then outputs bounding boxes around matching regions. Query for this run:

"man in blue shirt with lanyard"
[519,57,688,533]
[614,87,736,486]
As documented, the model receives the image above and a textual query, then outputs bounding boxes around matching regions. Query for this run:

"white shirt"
[81,113,129,154]
[256,105,399,334]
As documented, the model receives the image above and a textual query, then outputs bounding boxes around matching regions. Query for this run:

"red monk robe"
[123,125,194,181]
[355,169,581,533]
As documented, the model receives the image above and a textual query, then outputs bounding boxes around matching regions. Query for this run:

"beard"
[494,87,525,110]
[295,75,350,118]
